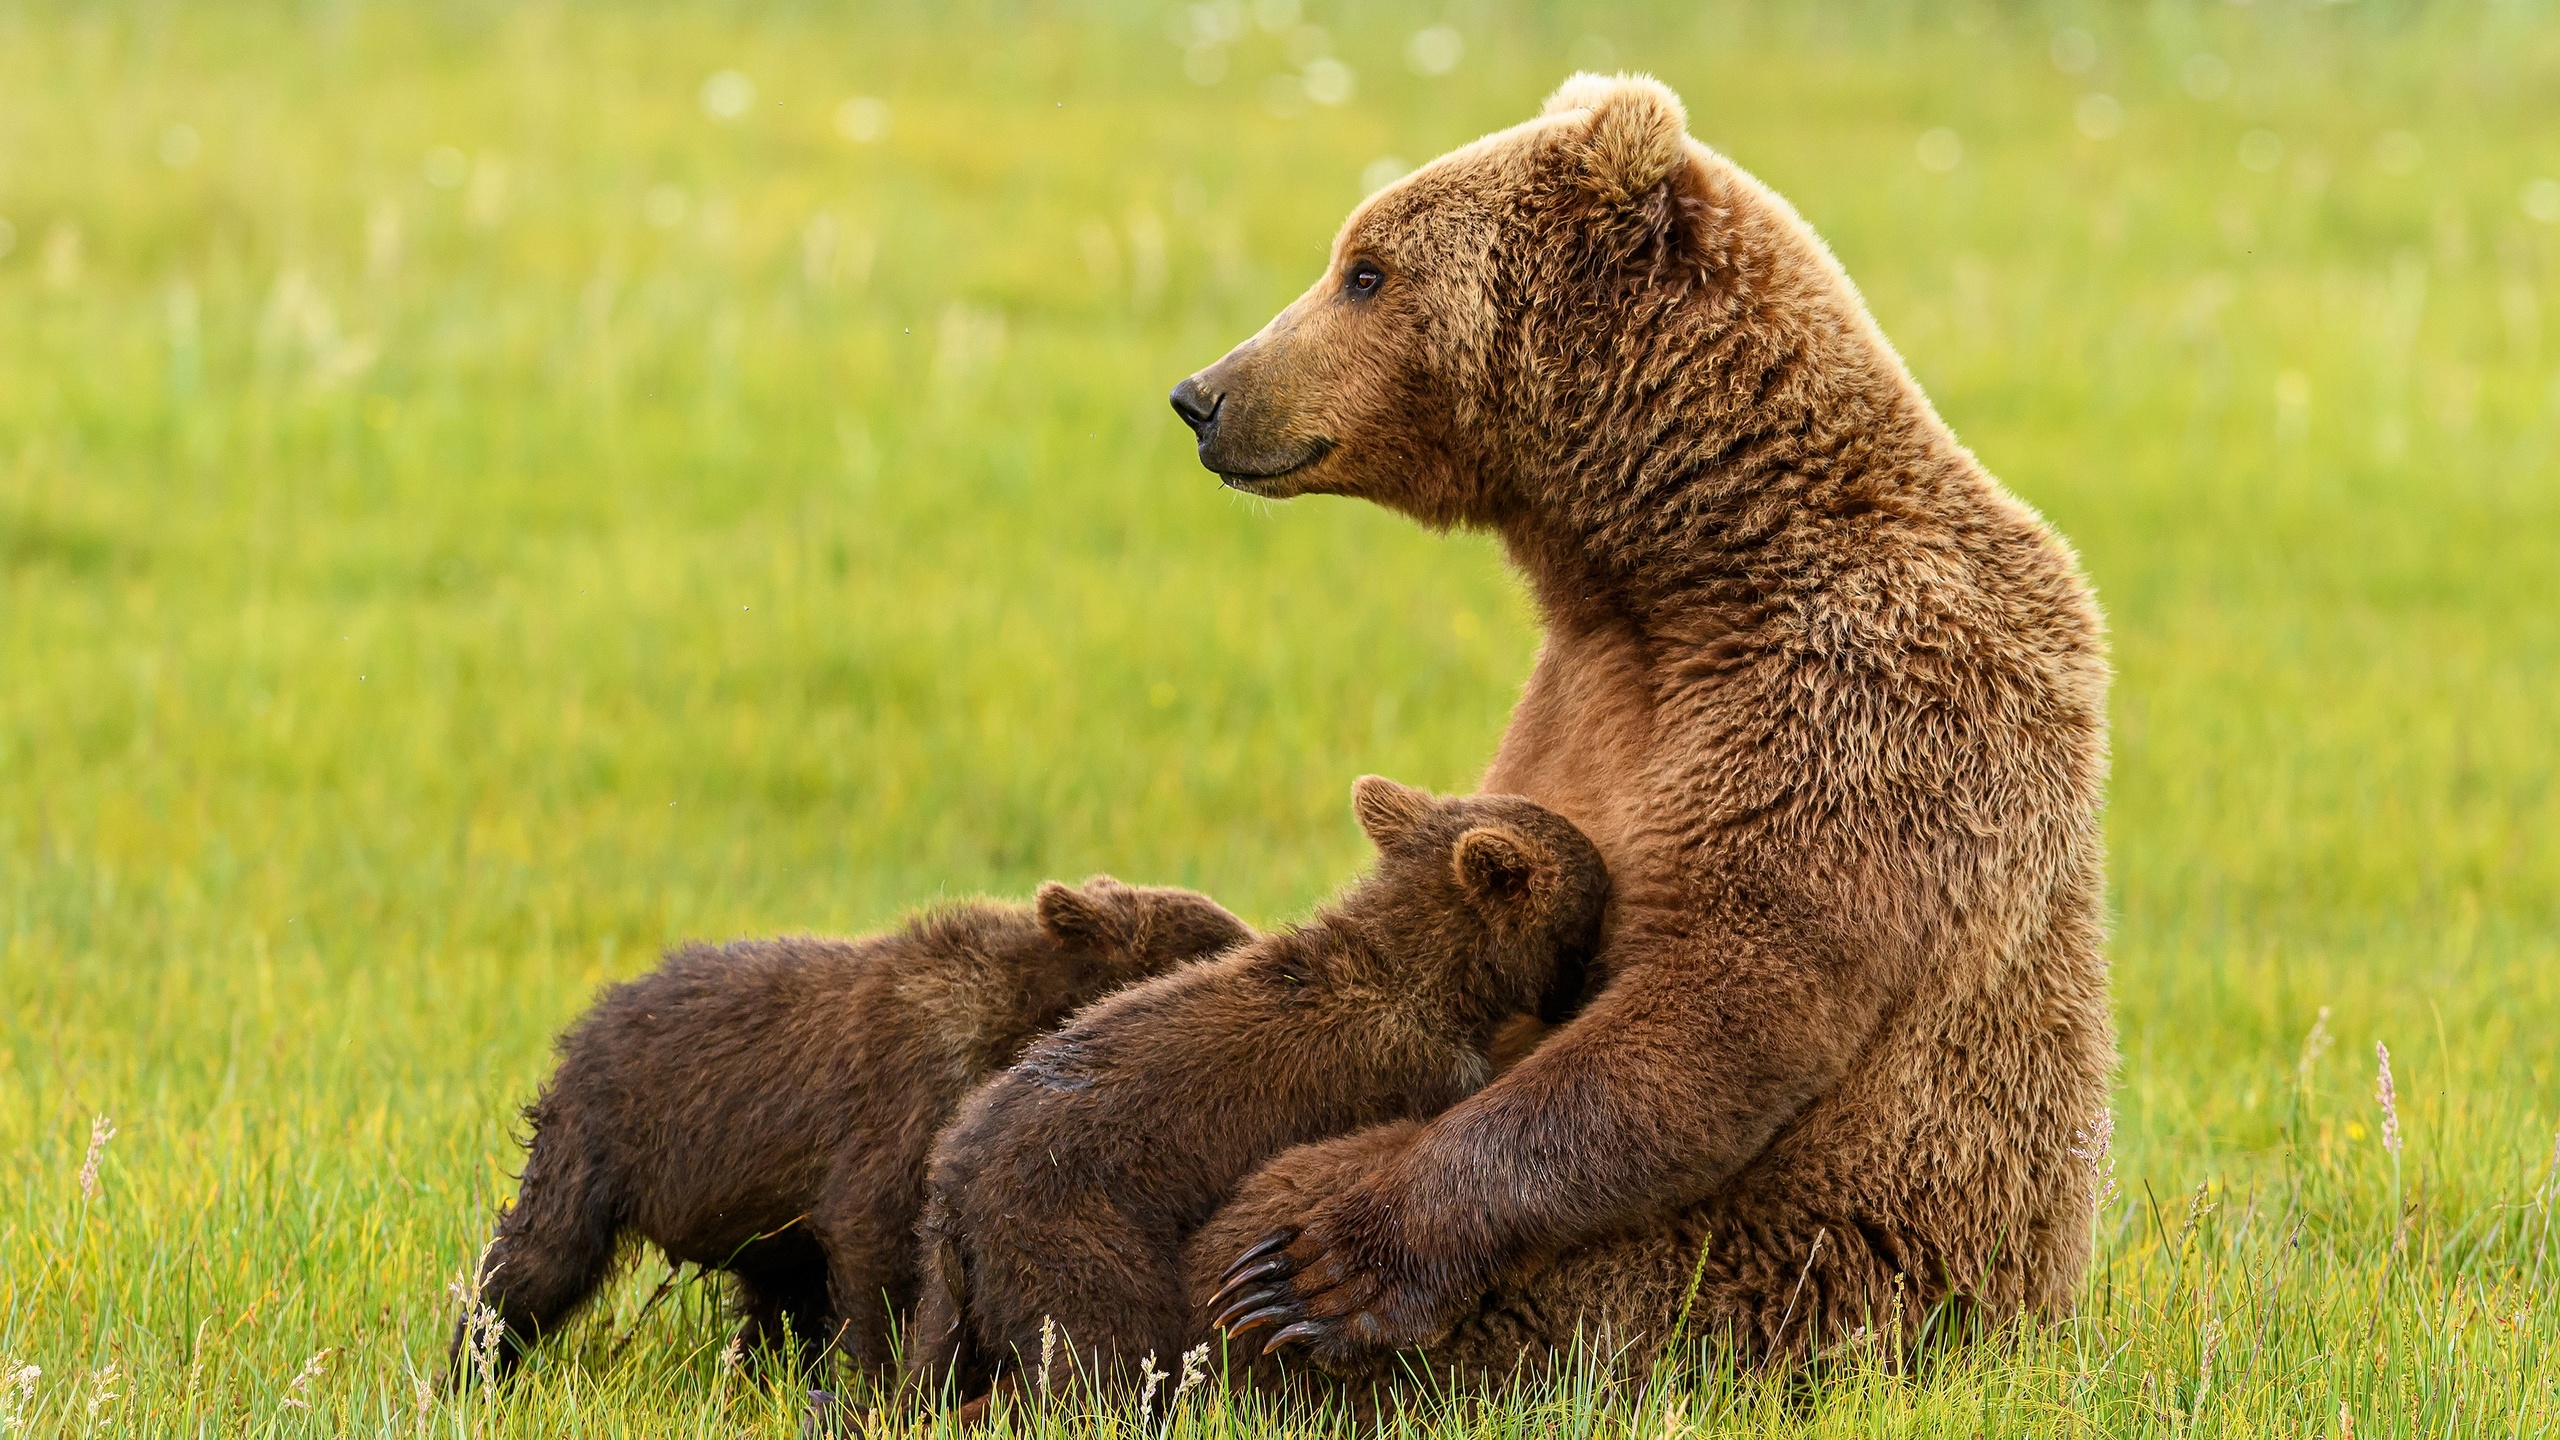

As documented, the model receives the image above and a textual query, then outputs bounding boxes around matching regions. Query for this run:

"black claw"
[1213,1287,1288,1331]
[1222,1231,1293,1283]
[1220,1303,1295,1338]
[1205,1256,1293,1314]
[1262,1320,1328,1356]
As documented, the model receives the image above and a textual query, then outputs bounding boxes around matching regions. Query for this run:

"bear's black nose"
[1169,377,1221,435]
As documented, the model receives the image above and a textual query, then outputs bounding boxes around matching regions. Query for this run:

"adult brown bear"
[1167,73,2113,1375]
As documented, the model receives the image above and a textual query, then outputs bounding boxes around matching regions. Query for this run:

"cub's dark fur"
[911,778,1608,1401]
[450,879,1252,1386]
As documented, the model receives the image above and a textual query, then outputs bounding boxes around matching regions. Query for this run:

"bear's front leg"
[1212,915,1892,1371]
[1209,1179,1479,1370]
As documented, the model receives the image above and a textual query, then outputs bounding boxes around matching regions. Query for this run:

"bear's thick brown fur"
[1169,73,2114,1377]
[452,879,1251,1387]
[909,779,1608,1401]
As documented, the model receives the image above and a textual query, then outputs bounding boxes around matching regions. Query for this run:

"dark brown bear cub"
[451,879,1252,1388]
[911,778,1608,1402]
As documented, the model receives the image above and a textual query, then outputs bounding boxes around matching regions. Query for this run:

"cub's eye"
[1346,262,1384,296]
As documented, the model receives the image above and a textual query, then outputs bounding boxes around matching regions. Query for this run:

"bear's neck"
[1491,261,1970,641]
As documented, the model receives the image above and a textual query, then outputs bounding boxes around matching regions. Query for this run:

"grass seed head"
[280,1348,334,1412]
[2176,1181,2217,1251]
[1136,1349,1165,1429]
[1169,1340,1209,1415]
[77,1115,116,1202]
[2375,1043,2403,1160]
[2297,1006,2334,1093]
[0,1365,38,1433]
[2070,1106,2119,1218]
[447,1236,506,1389]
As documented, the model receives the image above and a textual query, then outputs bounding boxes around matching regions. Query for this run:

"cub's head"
[1169,73,1702,528]
[1346,776,1611,1018]
[1033,875,1254,983]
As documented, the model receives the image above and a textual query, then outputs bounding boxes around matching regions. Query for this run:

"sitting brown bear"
[1159,71,2113,1380]
[450,878,1253,1387]
[908,778,1608,1404]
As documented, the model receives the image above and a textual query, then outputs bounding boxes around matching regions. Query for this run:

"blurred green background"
[2,0,2555,1432]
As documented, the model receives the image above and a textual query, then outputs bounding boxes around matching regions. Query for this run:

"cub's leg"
[728,1231,835,1380]
[969,1200,1189,1398]
[450,1101,625,1385]
[905,1193,985,1404]
[809,1202,908,1389]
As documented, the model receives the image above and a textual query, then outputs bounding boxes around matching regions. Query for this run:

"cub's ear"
[1453,825,1553,919]
[1155,892,1255,959]
[1036,876,1137,953]
[1352,775,1439,851]
[1542,71,1690,203]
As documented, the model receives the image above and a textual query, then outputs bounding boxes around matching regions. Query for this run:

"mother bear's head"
[1173,72,1865,536]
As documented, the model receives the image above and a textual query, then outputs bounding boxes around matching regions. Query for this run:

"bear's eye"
[1346,262,1384,296]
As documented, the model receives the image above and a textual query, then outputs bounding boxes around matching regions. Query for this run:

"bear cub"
[451,878,1253,1387]
[911,778,1609,1402]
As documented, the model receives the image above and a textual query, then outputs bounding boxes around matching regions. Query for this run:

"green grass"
[4,0,2557,1433]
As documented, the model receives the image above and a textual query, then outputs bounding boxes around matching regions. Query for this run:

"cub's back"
[944,928,1493,1231]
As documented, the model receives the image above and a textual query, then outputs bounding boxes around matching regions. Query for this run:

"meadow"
[2,0,2556,1433]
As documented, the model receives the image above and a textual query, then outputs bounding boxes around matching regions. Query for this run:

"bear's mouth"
[1216,439,1334,495]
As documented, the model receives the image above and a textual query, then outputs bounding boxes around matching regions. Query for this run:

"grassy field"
[4,0,2557,1433]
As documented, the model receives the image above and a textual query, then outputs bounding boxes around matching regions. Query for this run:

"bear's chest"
[1478,620,1665,884]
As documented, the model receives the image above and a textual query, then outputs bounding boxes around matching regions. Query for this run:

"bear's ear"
[1036,876,1137,954]
[1452,825,1553,920]
[1543,72,1690,203]
[1352,775,1439,851]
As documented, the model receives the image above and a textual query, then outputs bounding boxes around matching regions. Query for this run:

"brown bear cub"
[450,879,1252,1388]
[910,778,1608,1403]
